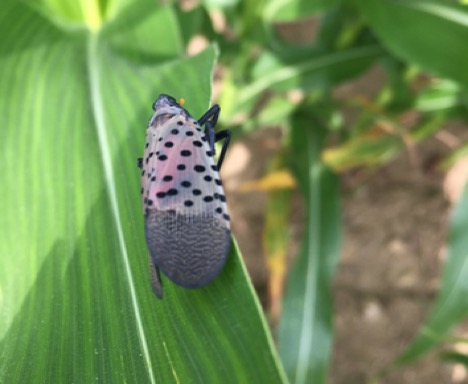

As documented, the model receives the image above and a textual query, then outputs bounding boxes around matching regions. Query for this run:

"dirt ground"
[221,112,468,383]
[332,137,454,384]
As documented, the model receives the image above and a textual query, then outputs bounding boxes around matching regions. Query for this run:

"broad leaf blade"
[278,108,341,384]
[355,0,468,88]
[0,2,286,383]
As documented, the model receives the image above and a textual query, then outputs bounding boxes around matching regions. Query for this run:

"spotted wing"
[141,112,230,288]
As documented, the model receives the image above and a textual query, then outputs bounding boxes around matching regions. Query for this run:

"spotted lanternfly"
[137,94,231,298]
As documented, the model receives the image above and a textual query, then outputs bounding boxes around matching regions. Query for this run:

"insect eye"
[166,95,177,105]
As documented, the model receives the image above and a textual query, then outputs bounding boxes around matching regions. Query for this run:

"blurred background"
[2,0,468,383]
[186,1,468,384]
[203,1,468,382]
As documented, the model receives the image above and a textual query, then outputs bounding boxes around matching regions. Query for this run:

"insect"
[137,94,231,298]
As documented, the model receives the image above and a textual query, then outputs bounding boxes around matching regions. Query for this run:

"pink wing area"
[140,109,231,289]
[141,107,230,288]
[141,113,229,227]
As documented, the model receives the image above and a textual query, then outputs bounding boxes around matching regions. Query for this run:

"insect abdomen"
[145,210,230,288]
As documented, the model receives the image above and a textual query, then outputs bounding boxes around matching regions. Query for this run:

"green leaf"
[103,2,184,61]
[395,183,468,365]
[0,1,286,382]
[234,45,384,112]
[415,79,464,112]
[175,3,215,48]
[263,0,340,22]
[322,131,404,171]
[354,0,468,88]
[278,107,342,384]
[203,0,240,8]
[441,350,468,367]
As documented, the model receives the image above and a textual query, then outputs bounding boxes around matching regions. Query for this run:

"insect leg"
[205,120,216,157]
[149,255,163,299]
[198,104,220,127]
[214,130,231,170]
[199,105,221,161]
[198,105,230,169]
[137,157,143,169]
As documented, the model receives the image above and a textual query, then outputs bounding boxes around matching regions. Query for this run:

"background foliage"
[1,0,468,383]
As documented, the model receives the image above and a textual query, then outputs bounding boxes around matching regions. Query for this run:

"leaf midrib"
[295,131,321,384]
[86,31,156,383]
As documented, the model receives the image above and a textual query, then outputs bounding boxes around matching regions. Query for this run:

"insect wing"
[141,106,230,289]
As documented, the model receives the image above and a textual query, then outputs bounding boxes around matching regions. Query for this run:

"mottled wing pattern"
[141,99,230,289]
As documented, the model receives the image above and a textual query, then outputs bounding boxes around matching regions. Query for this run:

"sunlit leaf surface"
[356,0,468,87]
[0,1,286,382]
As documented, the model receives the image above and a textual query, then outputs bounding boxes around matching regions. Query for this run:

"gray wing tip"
[145,210,231,290]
